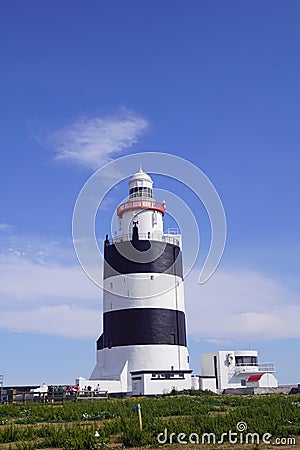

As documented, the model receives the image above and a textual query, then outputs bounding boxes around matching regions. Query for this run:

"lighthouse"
[80,168,192,395]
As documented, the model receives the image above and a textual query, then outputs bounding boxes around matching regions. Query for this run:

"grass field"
[0,390,299,449]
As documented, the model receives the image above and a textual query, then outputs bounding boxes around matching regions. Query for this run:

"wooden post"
[137,404,142,431]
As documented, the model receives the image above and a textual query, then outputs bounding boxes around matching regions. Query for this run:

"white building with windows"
[200,350,278,392]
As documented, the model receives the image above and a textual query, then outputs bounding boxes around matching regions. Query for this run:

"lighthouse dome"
[128,167,153,199]
[129,167,153,185]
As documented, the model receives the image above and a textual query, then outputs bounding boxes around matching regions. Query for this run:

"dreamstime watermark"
[72,152,226,296]
[157,421,297,446]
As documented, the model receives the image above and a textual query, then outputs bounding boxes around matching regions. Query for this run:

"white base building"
[200,350,278,392]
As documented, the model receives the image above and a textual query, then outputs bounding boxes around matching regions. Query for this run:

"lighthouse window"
[150,275,154,280]
[152,211,158,225]
[129,187,153,199]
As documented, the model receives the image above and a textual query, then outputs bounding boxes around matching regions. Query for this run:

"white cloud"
[0,305,99,339]
[0,236,75,265]
[0,223,12,232]
[0,256,100,301]
[49,109,148,170]
[0,253,102,339]
[185,268,300,342]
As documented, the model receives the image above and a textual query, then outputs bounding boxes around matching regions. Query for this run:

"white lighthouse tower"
[81,168,192,395]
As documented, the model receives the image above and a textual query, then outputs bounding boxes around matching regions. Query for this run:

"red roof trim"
[247,373,265,382]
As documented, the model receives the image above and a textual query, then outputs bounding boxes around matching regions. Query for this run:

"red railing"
[117,200,165,216]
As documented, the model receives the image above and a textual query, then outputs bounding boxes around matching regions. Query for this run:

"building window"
[235,356,258,366]
[150,275,154,280]
[241,379,246,386]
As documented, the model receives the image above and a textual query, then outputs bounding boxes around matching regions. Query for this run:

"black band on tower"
[97,307,187,349]
[104,240,183,279]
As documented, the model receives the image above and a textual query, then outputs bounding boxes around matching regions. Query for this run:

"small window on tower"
[152,211,157,225]
[150,275,154,280]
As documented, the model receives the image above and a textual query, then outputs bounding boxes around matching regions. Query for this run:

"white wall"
[247,373,278,388]
[91,344,190,392]
[132,373,192,395]
[122,208,163,237]
[199,377,217,392]
[103,274,185,307]
[201,350,261,390]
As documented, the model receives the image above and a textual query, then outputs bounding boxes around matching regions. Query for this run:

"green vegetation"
[0,391,299,449]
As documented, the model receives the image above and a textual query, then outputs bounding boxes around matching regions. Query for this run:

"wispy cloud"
[0,256,100,301]
[0,231,102,339]
[0,254,101,339]
[185,268,300,342]
[0,305,99,339]
[0,234,75,265]
[0,223,12,232]
[49,109,148,170]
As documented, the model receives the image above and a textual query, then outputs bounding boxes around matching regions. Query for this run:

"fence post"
[137,404,142,431]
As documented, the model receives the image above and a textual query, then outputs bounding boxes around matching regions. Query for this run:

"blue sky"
[0,1,299,385]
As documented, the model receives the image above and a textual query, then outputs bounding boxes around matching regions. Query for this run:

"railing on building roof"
[235,362,275,373]
[258,362,275,372]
